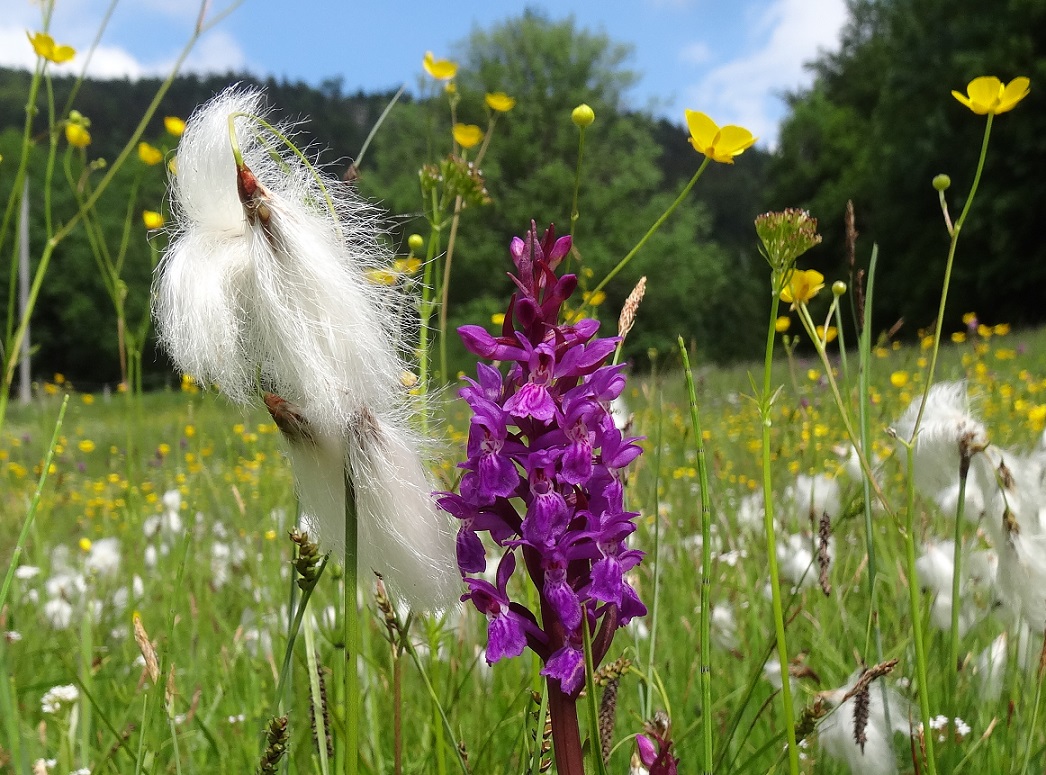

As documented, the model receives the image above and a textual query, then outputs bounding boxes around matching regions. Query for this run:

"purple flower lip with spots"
[439,222,646,695]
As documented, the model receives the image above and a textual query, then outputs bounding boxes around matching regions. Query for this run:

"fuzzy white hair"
[155,87,457,610]
[283,413,458,612]
[155,86,406,430]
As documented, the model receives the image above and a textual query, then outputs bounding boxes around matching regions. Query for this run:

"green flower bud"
[932,174,951,192]
[407,233,424,253]
[571,104,595,128]
[832,280,846,297]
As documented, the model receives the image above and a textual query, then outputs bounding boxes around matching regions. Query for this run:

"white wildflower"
[15,565,41,580]
[41,684,79,714]
[84,537,121,578]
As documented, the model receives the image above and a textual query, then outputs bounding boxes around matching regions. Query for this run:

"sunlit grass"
[3,324,1046,772]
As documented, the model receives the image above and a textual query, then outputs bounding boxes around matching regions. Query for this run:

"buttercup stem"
[902,442,939,775]
[679,338,715,775]
[759,292,801,775]
[909,114,994,437]
[589,158,709,299]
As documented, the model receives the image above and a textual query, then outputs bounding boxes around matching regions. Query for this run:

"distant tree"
[770,0,1046,336]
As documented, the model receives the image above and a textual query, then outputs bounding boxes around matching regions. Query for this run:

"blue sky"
[2,0,849,146]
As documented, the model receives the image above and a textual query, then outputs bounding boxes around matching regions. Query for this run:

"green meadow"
[3,324,1046,772]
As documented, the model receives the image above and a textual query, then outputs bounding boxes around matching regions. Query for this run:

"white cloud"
[685,0,848,147]
[680,41,712,65]
[0,22,247,82]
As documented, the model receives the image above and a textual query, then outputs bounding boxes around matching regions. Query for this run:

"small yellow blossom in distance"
[951,76,1030,115]
[78,439,95,453]
[485,92,516,112]
[775,316,791,333]
[491,312,506,326]
[138,142,163,166]
[890,371,910,388]
[28,32,75,64]
[684,109,756,164]
[65,123,91,148]
[779,268,825,307]
[993,323,1011,336]
[423,51,457,80]
[976,324,992,339]
[921,335,934,350]
[807,368,821,382]
[164,116,186,136]
[392,257,421,275]
[142,210,165,229]
[962,312,978,326]
[453,123,484,149]
[583,290,606,307]
[79,537,92,552]
[572,104,595,128]
[366,268,398,286]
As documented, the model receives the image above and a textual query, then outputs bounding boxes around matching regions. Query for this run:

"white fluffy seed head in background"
[155,85,409,431]
[818,674,912,775]
[893,382,989,500]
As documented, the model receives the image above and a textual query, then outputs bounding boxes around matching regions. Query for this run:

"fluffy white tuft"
[285,415,458,612]
[156,86,407,429]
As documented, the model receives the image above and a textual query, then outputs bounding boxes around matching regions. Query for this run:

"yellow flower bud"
[571,104,595,128]
[832,280,846,296]
[407,233,425,253]
[142,210,165,229]
[932,174,951,192]
[65,123,91,148]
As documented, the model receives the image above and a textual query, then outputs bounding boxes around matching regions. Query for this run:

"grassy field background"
[2,320,1045,773]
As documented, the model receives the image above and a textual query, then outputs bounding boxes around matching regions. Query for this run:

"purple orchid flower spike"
[440,222,647,774]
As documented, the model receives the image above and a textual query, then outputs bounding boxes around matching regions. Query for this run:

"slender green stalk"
[274,555,329,710]
[0,395,68,612]
[947,457,970,745]
[342,466,360,775]
[758,292,800,775]
[304,614,332,775]
[900,442,938,775]
[909,114,994,436]
[352,84,405,172]
[589,158,709,299]
[678,339,714,775]
[581,620,608,775]
[643,401,664,721]
[1019,658,1045,775]
[403,641,470,775]
[569,122,588,239]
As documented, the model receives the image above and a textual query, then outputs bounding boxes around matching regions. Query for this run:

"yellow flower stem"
[437,125,496,384]
[794,302,892,515]
[352,84,405,172]
[758,290,801,775]
[908,114,993,436]
[569,123,588,240]
[679,339,714,775]
[900,439,939,775]
[589,158,710,300]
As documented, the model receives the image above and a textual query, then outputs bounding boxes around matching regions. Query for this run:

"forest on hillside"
[1,1,1043,389]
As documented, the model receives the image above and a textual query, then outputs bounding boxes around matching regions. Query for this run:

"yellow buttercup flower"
[138,142,163,166]
[485,92,516,112]
[453,123,484,149]
[779,268,825,307]
[164,116,186,137]
[774,316,791,333]
[142,210,165,229]
[65,123,91,148]
[890,371,909,388]
[28,32,75,64]
[951,76,1030,115]
[816,325,838,343]
[423,51,457,80]
[684,109,756,164]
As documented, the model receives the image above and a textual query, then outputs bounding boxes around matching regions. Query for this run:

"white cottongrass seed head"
[818,673,911,775]
[156,86,407,430]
